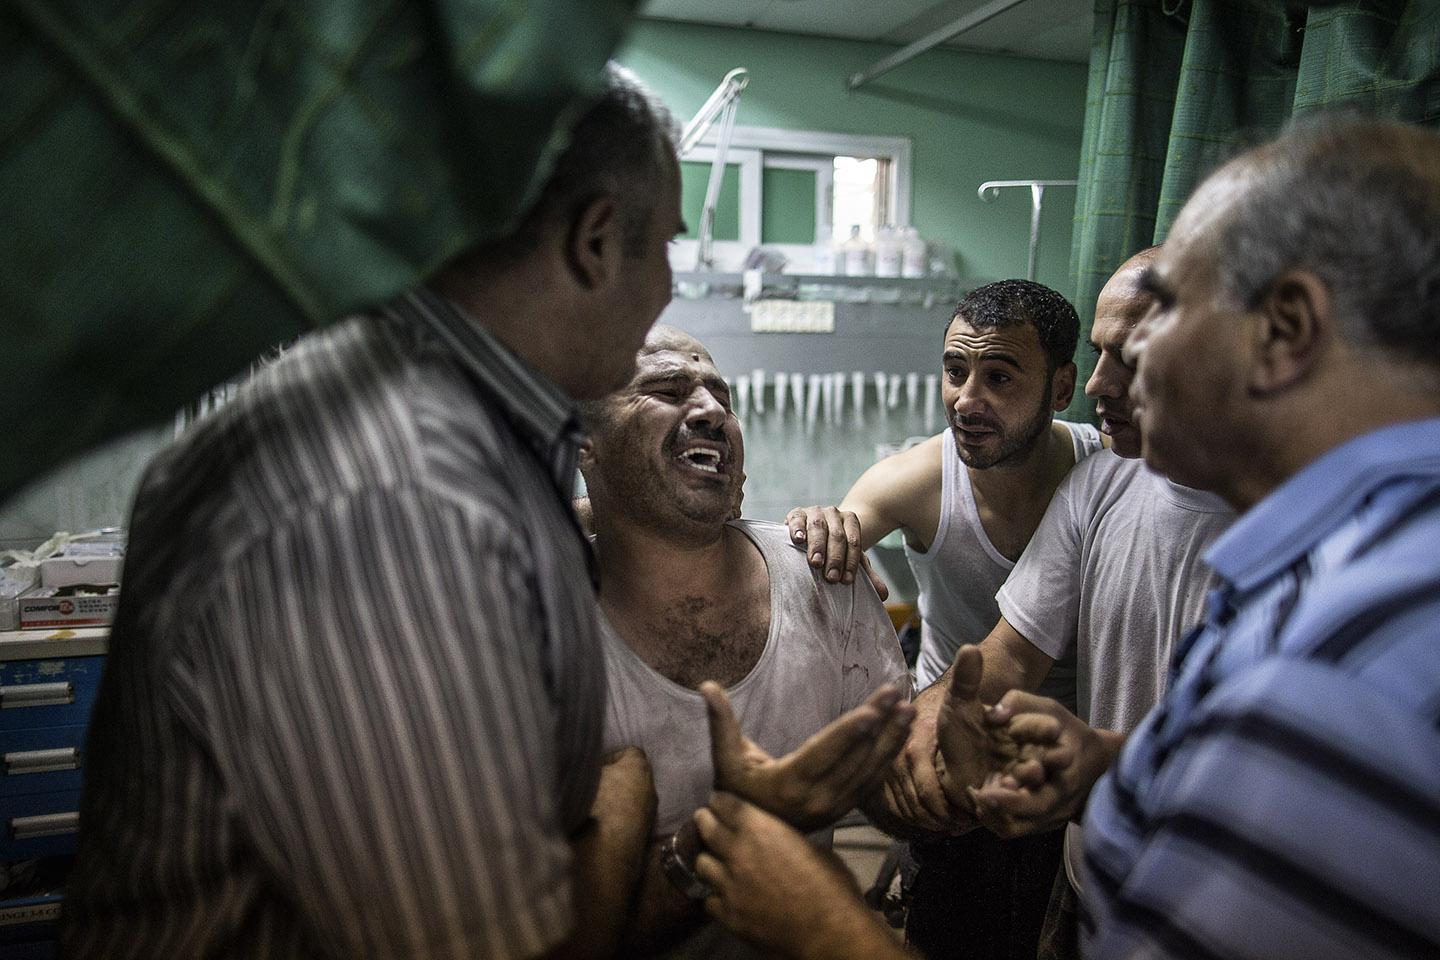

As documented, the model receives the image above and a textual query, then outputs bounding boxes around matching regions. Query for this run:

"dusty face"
[1084,267,1155,459]
[1127,170,1255,490]
[588,342,744,531]
[941,318,1058,469]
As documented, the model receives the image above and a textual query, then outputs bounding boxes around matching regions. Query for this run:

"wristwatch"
[661,831,714,901]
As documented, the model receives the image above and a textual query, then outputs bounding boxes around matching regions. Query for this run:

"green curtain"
[0,0,639,503]
[1066,0,1440,421]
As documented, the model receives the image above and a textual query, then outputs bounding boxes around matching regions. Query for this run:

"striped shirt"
[61,289,605,959]
[1081,417,1440,960]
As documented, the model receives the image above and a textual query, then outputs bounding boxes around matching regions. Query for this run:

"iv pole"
[977,179,1077,281]
[679,68,749,270]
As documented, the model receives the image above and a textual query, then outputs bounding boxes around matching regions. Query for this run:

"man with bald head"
[1074,118,1440,959]
[580,325,912,957]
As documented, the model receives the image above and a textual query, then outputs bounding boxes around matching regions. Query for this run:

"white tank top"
[905,421,1103,705]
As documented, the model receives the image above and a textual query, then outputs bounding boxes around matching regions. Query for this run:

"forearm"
[1093,728,1126,762]
[836,497,897,552]
[618,824,708,955]
[540,810,654,960]
[977,652,1025,704]
[976,619,1055,703]
[788,901,913,960]
[1071,728,1127,819]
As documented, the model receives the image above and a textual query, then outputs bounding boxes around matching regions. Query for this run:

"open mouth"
[956,424,998,442]
[675,445,724,474]
[1096,405,1131,434]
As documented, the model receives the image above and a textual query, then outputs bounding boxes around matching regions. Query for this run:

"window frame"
[671,126,913,274]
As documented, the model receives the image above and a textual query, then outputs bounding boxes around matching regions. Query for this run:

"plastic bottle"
[812,242,838,275]
[901,227,927,278]
[841,225,871,276]
[873,226,902,278]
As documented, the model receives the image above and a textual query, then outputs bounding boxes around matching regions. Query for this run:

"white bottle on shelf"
[873,226,902,278]
[812,241,838,275]
[841,224,871,276]
[901,227,927,278]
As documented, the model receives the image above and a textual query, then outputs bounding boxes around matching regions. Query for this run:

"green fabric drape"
[1066,0,1440,422]
[0,0,639,503]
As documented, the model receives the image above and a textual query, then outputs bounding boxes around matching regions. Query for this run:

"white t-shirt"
[996,451,1234,735]
[996,452,1234,895]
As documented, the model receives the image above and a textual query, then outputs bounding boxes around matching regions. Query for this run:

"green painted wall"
[618,20,1088,301]
[761,167,817,244]
[680,162,818,244]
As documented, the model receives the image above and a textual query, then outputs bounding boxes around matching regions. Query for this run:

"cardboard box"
[39,553,123,589]
[17,589,119,630]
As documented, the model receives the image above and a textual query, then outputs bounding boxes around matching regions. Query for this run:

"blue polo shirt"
[1081,417,1440,960]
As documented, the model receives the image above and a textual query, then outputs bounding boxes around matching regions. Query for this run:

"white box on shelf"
[750,300,835,334]
[39,554,123,589]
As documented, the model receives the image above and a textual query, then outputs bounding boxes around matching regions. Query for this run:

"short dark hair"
[455,63,678,269]
[1209,117,1440,366]
[948,279,1080,373]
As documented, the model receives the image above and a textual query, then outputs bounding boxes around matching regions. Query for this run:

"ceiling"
[638,0,1095,65]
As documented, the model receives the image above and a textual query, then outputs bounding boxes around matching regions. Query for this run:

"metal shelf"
[672,271,978,307]
[0,627,109,661]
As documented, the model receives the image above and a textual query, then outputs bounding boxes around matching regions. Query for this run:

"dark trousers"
[1036,863,1079,960]
[904,827,1066,960]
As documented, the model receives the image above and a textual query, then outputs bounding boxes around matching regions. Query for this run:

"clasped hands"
[885,645,1111,838]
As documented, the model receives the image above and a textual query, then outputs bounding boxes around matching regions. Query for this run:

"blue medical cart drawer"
[0,727,86,799]
[0,791,82,861]
[0,892,63,955]
[0,657,103,732]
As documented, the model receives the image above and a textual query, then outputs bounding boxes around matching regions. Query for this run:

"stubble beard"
[952,388,1054,470]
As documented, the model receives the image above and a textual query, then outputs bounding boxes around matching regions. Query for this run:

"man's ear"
[1050,361,1077,411]
[577,436,597,472]
[565,194,622,290]
[1251,270,1331,395]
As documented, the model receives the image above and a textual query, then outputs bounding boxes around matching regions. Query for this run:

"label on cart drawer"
[0,899,61,928]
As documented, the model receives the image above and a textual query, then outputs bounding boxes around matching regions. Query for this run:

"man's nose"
[1086,355,1128,400]
[686,386,726,426]
[951,375,989,414]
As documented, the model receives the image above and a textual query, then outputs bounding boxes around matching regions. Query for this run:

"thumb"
[949,645,984,704]
[860,553,890,601]
[701,681,744,784]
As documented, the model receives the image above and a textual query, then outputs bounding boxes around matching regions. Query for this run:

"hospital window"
[672,127,911,273]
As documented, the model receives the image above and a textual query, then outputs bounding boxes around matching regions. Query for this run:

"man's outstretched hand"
[934,645,1020,813]
[702,681,913,832]
[879,645,1022,835]
[879,678,971,834]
